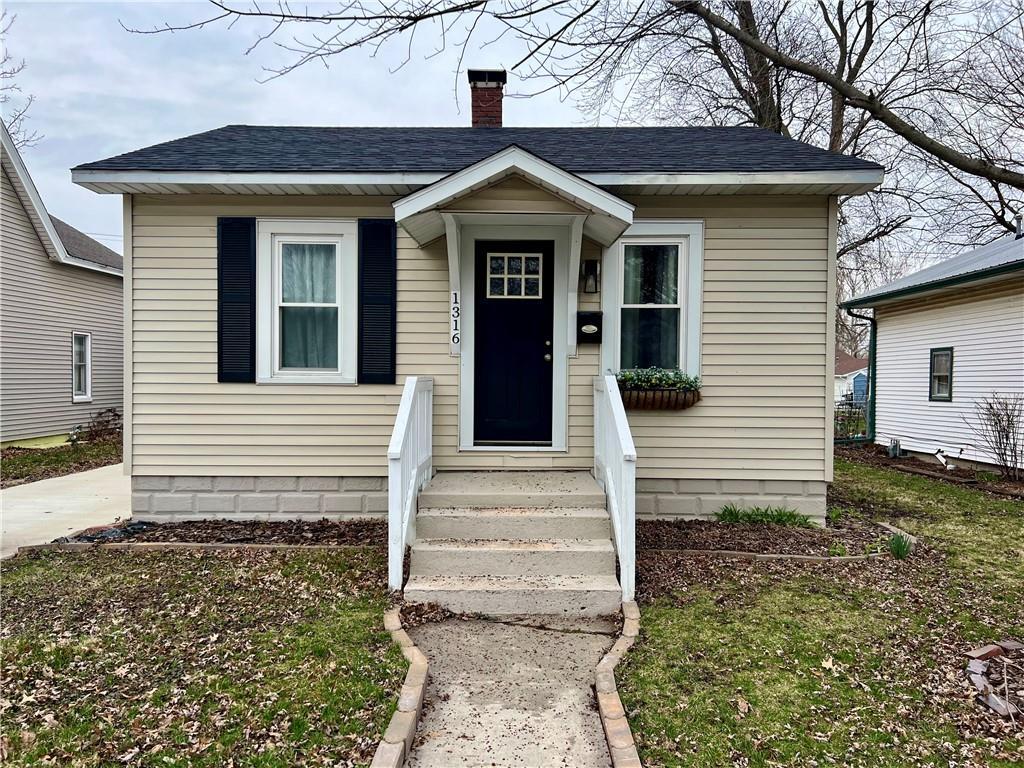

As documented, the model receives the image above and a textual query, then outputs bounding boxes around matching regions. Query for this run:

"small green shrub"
[716,504,813,527]
[827,541,849,557]
[616,367,701,391]
[826,506,844,525]
[888,533,913,560]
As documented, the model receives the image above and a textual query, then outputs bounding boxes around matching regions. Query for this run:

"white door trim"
[459,223,570,452]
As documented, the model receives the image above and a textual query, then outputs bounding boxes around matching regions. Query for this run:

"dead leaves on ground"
[0,548,404,767]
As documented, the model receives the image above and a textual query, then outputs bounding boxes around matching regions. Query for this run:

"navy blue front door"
[473,240,554,445]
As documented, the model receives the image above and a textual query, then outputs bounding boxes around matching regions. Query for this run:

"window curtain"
[282,244,336,303]
[280,307,338,369]
[621,244,680,368]
[280,243,338,369]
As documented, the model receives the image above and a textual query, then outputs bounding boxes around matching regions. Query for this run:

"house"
[834,349,868,402]
[71,69,883,612]
[844,233,1024,468]
[1,122,124,444]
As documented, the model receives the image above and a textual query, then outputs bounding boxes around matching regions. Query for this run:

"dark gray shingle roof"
[51,216,123,271]
[74,125,883,175]
[845,234,1024,307]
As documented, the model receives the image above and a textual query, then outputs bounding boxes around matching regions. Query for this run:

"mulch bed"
[69,518,387,547]
[837,443,1024,499]
[637,516,887,557]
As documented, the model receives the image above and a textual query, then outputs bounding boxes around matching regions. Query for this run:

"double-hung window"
[620,242,683,369]
[929,347,953,401]
[607,221,703,376]
[256,220,358,384]
[72,332,91,402]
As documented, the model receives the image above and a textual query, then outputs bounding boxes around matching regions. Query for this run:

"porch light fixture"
[581,259,600,294]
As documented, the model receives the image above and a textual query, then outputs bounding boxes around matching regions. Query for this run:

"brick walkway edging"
[370,607,429,768]
[596,601,643,768]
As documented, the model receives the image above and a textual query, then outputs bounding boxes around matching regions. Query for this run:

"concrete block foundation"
[636,478,828,524]
[131,475,387,521]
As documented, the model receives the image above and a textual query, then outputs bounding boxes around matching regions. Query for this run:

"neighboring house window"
[606,221,703,375]
[256,220,358,384]
[929,347,953,401]
[72,332,92,402]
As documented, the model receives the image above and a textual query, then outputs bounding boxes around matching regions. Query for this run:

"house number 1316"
[450,291,461,349]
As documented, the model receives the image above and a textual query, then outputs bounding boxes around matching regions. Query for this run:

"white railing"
[593,374,637,602]
[387,376,434,590]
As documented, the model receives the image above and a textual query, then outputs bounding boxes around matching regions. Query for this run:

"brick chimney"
[468,69,506,128]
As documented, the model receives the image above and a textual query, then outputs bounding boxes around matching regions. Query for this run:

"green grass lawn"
[1,438,122,487]
[619,457,1024,768]
[0,548,405,766]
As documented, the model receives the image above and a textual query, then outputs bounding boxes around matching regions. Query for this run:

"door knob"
[544,353,552,362]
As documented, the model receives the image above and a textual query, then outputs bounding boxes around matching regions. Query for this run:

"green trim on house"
[842,261,1024,309]
[928,347,954,402]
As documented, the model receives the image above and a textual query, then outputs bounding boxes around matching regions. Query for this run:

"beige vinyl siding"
[873,278,1024,465]
[1,167,123,441]
[620,195,831,480]
[130,190,831,483]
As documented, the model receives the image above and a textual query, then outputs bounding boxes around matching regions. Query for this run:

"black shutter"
[358,218,398,384]
[217,217,256,383]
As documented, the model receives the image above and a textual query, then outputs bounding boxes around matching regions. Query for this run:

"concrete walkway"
[1,464,130,558]
[407,617,615,767]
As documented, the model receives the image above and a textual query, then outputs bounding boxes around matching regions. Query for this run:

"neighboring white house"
[844,234,1024,468]
[0,122,124,443]
[834,349,868,402]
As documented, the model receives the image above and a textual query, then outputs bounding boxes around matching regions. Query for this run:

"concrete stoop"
[404,471,623,617]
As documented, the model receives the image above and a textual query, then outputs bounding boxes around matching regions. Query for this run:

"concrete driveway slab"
[407,617,615,767]
[1,464,129,558]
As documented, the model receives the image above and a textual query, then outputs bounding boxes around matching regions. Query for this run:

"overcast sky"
[5,1,587,253]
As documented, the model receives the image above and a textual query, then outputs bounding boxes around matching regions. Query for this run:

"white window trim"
[72,332,92,403]
[256,219,358,385]
[601,220,704,376]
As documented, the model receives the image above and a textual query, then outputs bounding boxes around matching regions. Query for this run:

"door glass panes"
[487,253,542,298]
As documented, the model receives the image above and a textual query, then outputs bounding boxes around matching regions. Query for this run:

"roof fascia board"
[2,124,123,277]
[393,146,635,224]
[842,261,1024,308]
[586,169,884,187]
[72,167,884,195]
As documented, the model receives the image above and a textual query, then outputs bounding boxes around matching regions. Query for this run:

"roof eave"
[2,125,124,278]
[71,167,884,197]
[843,260,1024,309]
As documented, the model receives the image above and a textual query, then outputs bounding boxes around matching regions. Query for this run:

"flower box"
[615,368,702,411]
[618,386,701,411]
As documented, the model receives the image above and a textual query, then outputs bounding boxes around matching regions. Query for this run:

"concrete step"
[404,574,622,617]
[410,538,616,577]
[416,506,611,540]
[418,471,606,509]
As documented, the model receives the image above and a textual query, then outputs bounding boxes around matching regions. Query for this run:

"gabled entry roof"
[393,146,635,246]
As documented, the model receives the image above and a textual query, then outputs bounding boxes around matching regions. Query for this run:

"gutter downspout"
[844,307,876,441]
